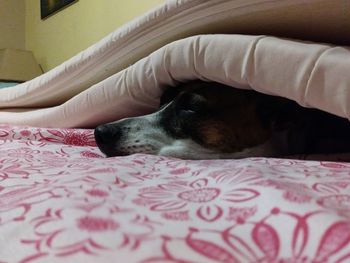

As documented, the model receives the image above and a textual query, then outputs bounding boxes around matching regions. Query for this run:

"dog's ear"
[159,86,184,107]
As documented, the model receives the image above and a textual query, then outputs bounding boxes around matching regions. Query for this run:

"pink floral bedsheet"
[0,125,350,263]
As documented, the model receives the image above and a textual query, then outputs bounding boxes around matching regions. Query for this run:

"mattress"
[0,0,350,262]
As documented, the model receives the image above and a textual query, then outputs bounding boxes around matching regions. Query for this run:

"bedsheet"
[1,125,350,262]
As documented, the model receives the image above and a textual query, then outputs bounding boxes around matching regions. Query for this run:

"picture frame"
[41,0,78,19]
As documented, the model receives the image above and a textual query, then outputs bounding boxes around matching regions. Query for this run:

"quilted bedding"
[1,126,350,263]
[1,0,350,262]
[0,0,350,128]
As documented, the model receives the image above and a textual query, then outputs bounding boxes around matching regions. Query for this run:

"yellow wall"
[25,0,163,72]
[0,0,25,49]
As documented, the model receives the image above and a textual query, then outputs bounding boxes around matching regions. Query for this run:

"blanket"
[0,0,349,128]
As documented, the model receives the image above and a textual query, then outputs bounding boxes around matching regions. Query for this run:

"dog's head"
[94,81,294,159]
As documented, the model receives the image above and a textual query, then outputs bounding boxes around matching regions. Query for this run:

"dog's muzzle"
[94,124,123,156]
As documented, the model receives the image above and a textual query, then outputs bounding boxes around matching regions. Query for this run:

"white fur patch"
[158,139,279,159]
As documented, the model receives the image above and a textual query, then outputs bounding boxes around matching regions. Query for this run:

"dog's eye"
[179,109,196,116]
[177,94,206,115]
[178,102,204,116]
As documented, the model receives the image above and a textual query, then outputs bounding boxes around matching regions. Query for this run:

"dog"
[94,80,350,159]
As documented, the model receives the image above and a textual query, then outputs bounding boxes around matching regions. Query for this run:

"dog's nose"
[94,125,121,145]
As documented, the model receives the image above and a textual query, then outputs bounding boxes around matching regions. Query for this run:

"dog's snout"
[94,125,122,145]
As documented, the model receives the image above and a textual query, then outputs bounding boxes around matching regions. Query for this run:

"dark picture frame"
[41,0,78,19]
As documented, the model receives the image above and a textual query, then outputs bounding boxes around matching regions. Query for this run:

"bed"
[1,0,350,262]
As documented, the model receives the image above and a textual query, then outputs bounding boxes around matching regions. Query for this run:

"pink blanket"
[1,125,350,262]
[0,1,349,128]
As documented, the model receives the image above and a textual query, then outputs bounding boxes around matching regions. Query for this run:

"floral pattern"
[133,177,260,222]
[0,125,350,262]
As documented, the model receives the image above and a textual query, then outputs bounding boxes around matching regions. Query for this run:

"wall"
[0,0,25,49]
[25,0,163,72]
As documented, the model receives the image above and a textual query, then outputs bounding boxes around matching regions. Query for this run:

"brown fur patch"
[200,124,223,145]
[197,103,272,153]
